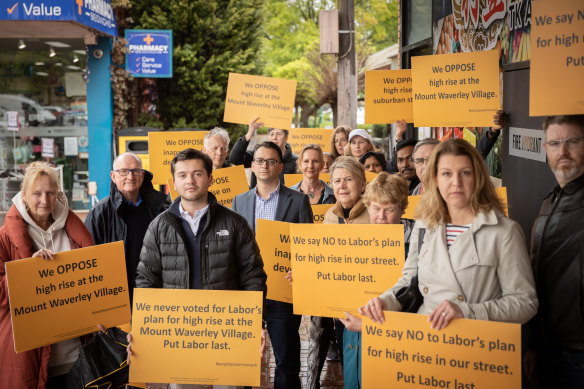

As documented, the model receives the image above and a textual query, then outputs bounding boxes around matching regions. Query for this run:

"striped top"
[446,224,471,248]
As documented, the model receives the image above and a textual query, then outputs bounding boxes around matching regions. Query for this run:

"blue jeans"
[265,299,302,389]
[538,347,584,388]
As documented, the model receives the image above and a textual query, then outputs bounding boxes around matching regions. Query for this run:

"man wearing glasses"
[526,115,584,387]
[85,152,169,300]
[232,141,313,389]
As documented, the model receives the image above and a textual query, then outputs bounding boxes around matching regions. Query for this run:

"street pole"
[337,0,357,129]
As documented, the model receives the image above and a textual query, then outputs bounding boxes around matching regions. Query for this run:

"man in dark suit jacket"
[232,141,313,389]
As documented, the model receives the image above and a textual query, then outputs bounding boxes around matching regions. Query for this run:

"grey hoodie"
[13,191,71,254]
[12,191,80,371]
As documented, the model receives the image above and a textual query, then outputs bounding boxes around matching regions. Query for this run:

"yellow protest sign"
[148,131,208,185]
[402,195,421,220]
[129,288,262,386]
[412,50,500,127]
[496,186,508,217]
[365,70,414,124]
[5,242,130,352]
[288,128,335,155]
[530,0,584,116]
[256,219,292,303]
[223,73,297,129]
[362,312,521,388]
[403,187,508,220]
[166,178,178,201]
[365,170,378,183]
[290,224,405,317]
[311,204,334,224]
[209,165,250,208]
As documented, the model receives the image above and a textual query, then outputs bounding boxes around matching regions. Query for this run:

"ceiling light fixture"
[45,41,71,48]
[49,48,56,57]
[73,55,79,63]
[18,40,26,49]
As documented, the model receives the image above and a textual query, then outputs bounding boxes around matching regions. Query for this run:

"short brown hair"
[22,161,60,197]
[362,172,408,211]
[416,138,504,227]
[543,115,584,136]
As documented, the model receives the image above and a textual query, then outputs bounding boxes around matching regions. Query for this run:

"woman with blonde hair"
[330,126,350,159]
[290,144,335,205]
[0,162,93,388]
[361,138,537,331]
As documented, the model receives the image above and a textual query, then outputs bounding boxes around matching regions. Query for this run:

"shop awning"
[0,0,117,38]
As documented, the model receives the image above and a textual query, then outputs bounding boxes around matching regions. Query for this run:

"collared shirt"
[122,193,142,207]
[179,201,209,237]
[254,183,280,230]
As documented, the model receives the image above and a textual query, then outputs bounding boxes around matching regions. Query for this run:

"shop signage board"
[0,0,117,37]
[7,111,18,131]
[126,30,173,78]
[508,127,546,162]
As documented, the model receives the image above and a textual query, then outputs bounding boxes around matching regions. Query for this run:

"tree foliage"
[131,0,264,136]
[262,0,399,127]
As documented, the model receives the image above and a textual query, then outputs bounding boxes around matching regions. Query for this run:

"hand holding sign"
[362,313,521,389]
[6,242,130,352]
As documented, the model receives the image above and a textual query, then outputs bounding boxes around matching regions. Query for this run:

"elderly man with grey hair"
[202,127,232,170]
[85,152,169,301]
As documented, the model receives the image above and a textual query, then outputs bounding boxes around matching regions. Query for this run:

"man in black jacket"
[136,148,266,292]
[85,153,169,298]
[526,115,584,387]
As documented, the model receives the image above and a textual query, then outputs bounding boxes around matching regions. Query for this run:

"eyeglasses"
[412,157,430,165]
[252,158,281,166]
[209,146,228,153]
[544,137,584,150]
[113,168,144,176]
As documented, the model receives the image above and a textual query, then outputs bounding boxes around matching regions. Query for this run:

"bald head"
[113,153,142,170]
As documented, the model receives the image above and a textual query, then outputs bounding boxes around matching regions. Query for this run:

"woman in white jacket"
[361,138,537,329]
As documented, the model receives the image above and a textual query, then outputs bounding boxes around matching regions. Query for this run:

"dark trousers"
[265,299,302,389]
[538,347,584,389]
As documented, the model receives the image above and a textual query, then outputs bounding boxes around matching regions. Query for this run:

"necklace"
[302,182,321,199]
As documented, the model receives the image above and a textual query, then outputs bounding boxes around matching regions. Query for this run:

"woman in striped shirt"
[361,138,537,331]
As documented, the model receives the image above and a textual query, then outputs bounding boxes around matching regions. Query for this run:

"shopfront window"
[405,0,432,46]
[0,38,89,211]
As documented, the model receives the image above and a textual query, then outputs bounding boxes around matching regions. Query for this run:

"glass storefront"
[0,38,89,210]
